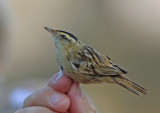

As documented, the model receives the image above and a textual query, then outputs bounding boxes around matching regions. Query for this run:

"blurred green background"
[0,0,160,113]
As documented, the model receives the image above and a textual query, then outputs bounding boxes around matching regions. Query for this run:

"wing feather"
[72,45,127,76]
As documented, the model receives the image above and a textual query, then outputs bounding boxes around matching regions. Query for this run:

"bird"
[44,27,147,95]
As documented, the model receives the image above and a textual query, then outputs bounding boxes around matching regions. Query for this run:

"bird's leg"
[56,66,64,81]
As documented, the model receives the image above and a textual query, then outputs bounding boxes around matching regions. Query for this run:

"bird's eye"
[60,34,71,43]
[61,35,66,38]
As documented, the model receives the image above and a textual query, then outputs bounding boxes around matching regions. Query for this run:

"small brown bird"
[44,27,147,95]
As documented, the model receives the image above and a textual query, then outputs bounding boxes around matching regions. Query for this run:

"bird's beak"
[44,27,54,33]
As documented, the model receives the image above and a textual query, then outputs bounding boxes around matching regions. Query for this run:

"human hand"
[15,72,96,113]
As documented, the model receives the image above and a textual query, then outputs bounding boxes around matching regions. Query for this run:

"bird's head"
[44,27,80,50]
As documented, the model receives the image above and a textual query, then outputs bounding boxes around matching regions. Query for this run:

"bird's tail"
[113,76,147,95]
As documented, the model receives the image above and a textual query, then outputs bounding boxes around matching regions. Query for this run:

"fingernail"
[50,93,65,105]
[71,82,84,97]
[76,84,85,98]
[78,85,84,98]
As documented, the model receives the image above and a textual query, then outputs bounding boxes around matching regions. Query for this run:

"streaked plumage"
[44,27,147,95]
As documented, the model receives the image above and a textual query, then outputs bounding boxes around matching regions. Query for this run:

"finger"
[15,106,58,113]
[67,82,96,113]
[23,87,70,113]
[48,72,73,93]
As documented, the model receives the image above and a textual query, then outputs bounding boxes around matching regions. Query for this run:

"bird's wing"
[74,45,127,76]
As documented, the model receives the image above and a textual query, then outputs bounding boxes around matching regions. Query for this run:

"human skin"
[15,72,96,113]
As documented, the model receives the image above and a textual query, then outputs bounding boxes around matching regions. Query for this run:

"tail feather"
[113,76,147,95]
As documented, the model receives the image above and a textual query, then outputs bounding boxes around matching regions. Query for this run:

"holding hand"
[15,72,96,113]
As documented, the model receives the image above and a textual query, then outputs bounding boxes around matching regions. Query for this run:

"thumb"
[67,82,96,113]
